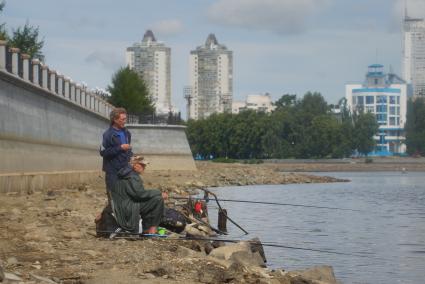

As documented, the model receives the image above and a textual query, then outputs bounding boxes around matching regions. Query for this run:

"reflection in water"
[207,172,425,284]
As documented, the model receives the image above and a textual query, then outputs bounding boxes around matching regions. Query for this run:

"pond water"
[206,172,425,284]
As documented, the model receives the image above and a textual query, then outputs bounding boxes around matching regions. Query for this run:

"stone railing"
[0,40,114,118]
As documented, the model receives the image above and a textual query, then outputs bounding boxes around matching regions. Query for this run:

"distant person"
[100,107,133,201]
[111,156,168,234]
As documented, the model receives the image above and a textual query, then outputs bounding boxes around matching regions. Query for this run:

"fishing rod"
[199,188,249,235]
[172,196,361,212]
[97,231,365,257]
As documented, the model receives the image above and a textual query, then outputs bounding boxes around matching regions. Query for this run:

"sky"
[2,0,425,116]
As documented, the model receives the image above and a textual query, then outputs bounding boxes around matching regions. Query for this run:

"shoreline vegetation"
[1,160,425,283]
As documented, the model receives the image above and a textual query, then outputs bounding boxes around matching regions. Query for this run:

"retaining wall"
[127,124,196,171]
[0,71,109,193]
[0,41,195,193]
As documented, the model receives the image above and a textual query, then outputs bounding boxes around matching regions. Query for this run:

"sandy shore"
[1,160,421,283]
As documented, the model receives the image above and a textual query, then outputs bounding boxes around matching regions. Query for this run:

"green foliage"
[9,22,44,60]
[405,98,425,156]
[0,1,7,40]
[353,112,378,156]
[0,23,6,40]
[365,157,373,163]
[273,94,296,110]
[186,92,379,159]
[107,67,155,115]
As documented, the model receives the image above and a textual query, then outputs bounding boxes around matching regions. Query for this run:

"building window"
[389,106,396,115]
[377,95,387,103]
[389,96,396,104]
[357,96,364,105]
[366,106,374,113]
[352,96,356,105]
[366,96,374,104]
[376,113,387,122]
[376,105,387,112]
[389,117,396,126]
[397,96,400,104]
[374,79,378,85]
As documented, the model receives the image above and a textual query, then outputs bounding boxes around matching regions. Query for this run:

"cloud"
[150,19,184,38]
[85,50,124,70]
[208,0,331,35]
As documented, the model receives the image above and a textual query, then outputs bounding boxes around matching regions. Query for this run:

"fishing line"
[97,231,369,258]
[172,196,361,212]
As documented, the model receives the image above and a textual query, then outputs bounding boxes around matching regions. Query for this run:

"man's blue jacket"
[100,126,133,177]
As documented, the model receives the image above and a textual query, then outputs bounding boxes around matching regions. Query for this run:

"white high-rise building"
[402,13,425,97]
[126,30,171,114]
[188,34,233,120]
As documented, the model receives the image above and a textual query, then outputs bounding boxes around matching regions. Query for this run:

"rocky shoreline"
[0,162,347,284]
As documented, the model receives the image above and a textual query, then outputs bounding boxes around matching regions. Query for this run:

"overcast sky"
[2,0,425,115]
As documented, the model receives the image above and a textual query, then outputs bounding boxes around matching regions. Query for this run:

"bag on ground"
[160,208,187,233]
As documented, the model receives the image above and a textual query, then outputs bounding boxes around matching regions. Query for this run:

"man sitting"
[110,156,167,234]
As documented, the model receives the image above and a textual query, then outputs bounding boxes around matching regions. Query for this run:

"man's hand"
[120,144,131,151]
[161,192,168,200]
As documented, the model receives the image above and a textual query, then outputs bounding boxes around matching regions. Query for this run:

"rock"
[184,224,208,238]
[249,237,267,263]
[197,264,226,283]
[6,257,18,265]
[176,246,204,258]
[197,225,213,235]
[145,273,156,279]
[0,262,4,282]
[211,240,226,248]
[31,264,42,269]
[289,265,339,284]
[209,241,266,268]
[148,263,175,279]
[30,273,57,284]
[230,250,266,268]
[193,181,205,188]
[204,242,214,255]
[4,272,23,281]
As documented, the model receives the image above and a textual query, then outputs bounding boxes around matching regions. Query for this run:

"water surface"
[207,172,425,284]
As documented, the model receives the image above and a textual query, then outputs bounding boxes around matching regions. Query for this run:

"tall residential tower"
[187,34,233,120]
[126,30,171,114]
[402,13,425,97]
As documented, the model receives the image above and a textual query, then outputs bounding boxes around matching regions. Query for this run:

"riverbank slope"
[0,161,371,283]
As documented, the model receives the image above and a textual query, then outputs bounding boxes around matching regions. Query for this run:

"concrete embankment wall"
[0,42,195,193]
[0,71,110,193]
[127,125,196,171]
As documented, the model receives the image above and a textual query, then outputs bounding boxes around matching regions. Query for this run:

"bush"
[365,157,373,163]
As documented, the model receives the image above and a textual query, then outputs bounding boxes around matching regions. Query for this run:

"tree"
[353,112,378,156]
[107,67,155,115]
[8,22,44,60]
[405,98,425,156]
[0,1,7,40]
[274,94,296,110]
